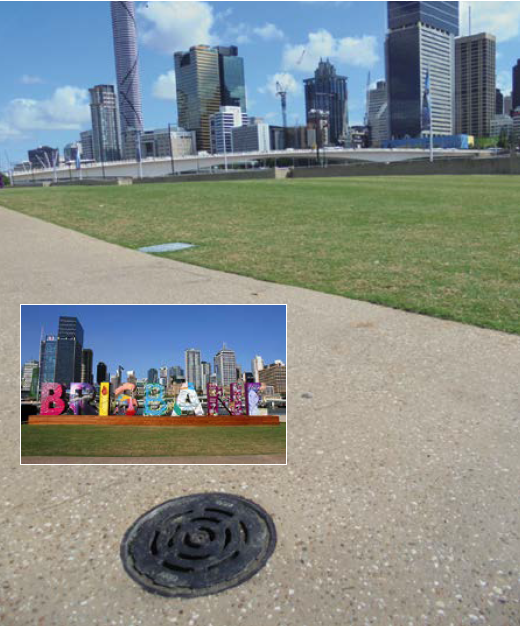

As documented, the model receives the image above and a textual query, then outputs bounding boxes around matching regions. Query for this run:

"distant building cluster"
[22,316,286,400]
[14,0,520,175]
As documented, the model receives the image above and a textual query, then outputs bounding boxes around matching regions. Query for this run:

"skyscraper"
[89,85,121,162]
[251,355,264,383]
[21,360,39,394]
[496,89,504,116]
[185,348,202,391]
[147,368,158,384]
[214,345,237,388]
[201,361,211,390]
[39,335,58,387]
[210,106,248,154]
[81,348,94,384]
[386,1,459,138]
[513,60,520,111]
[111,1,143,155]
[304,59,348,145]
[97,361,108,384]
[216,46,247,110]
[55,317,84,387]
[174,45,247,152]
[367,80,389,147]
[455,33,496,137]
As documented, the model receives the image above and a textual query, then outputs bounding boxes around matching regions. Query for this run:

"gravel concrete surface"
[1,206,519,626]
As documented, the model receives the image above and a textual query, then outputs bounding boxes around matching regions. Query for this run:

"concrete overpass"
[11,147,487,183]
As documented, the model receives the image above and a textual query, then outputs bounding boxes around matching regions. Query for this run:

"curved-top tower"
[110,1,143,139]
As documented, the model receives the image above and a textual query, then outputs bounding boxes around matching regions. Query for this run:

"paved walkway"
[1,206,519,625]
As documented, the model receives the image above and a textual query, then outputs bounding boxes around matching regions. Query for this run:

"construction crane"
[275,81,288,130]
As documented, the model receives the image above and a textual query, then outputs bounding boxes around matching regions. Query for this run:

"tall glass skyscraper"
[55,317,84,388]
[216,46,247,110]
[304,60,348,145]
[89,85,121,162]
[513,60,520,112]
[214,345,237,389]
[185,348,202,391]
[39,335,57,386]
[110,1,143,147]
[385,1,459,138]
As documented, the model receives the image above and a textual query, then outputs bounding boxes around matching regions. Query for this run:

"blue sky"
[1,1,520,165]
[21,305,287,379]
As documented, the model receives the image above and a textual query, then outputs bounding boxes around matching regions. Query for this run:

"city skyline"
[21,305,287,381]
[2,1,520,163]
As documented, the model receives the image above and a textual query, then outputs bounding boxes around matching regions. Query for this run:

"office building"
[89,85,121,162]
[140,127,196,159]
[210,106,248,154]
[386,1,459,138]
[111,1,143,149]
[513,60,520,111]
[259,362,286,396]
[214,344,237,388]
[171,365,184,382]
[307,109,330,147]
[21,360,39,394]
[201,361,211,390]
[28,146,59,169]
[504,95,513,117]
[63,142,81,163]
[81,348,94,384]
[159,366,168,387]
[304,59,348,145]
[231,122,270,152]
[174,45,247,152]
[147,368,158,384]
[367,80,389,147]
[217,46,246,110]
[80,131,94,161]
[513,109,520,146]
[39,335,58,387]
[251,355,264,383]
[490,115,513,141]
[96,362,108,384]
[455,33,496,137]
[175,45,221,152]
[185,348,202,391]
[496,89,504,116]
[55,317,84,388]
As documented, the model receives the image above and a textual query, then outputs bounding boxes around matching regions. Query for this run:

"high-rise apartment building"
[455,33,496,137]
[185,349,202,391]
[54,317,84,387]
[259,362,286,396]
[217,46,247,110]
[504,95,513,117]
[89,85,121,162]
[201,361,211,390]
[386,1,459,138]
[251,355,264,383]
[174,45,247,152]
[21,360,39,394]
[367,80,389,147]
[210,106,248,154]
[81,349,94,384]
[304,59,348,145]
[80,130,94,161]
[513,60,520,111]
[214,345,237,388]
[97,361,108,384]
[110,1,143,149]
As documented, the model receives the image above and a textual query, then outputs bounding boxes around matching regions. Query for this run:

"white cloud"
[460,1,520,42]
[137,1,215,54]
[497,70,512,96]
[283,29,378,72]
[0,121,21,142]
[152,70,177,101]
[20,74,44,85]
[253,23,284,41]
[259,72,301,98]
[1,86,90,135]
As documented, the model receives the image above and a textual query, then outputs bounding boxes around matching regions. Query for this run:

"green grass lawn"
[21,424,286,457]
[2,175,519,334]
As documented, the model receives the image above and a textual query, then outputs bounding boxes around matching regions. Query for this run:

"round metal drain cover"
[120,493,276,598]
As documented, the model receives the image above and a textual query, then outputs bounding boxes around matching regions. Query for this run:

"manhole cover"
[138,242,194,253]
[120,493,276,598]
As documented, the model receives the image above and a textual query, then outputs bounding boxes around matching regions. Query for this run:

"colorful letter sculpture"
[173,383,203,416]
[40,383,66,415]
[99,382,110,416]
[207,383,221,416]
[246,382,264,416]
[230,382,245,415]
[69,383,96,415]
[114,383,138,416]
[144,383,168,416]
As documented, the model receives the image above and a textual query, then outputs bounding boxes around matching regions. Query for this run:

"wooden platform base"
[28,415,280,427]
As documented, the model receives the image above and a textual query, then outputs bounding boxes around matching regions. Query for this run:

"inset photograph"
[20,304,287,465]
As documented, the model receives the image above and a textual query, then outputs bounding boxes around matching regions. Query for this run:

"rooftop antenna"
[468,5,472,36]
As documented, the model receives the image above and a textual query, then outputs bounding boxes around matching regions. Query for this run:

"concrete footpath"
[1,206,519,625]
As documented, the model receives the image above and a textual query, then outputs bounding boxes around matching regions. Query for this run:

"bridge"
[11,147,487,183]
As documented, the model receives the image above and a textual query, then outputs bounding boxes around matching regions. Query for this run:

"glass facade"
[40,336,57,385]
[216,46,247,111]
[513,60,520,111]
[55,317,84,387]
[304,60,348,145]
[89,85,121,162]
[388,2,459,35]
